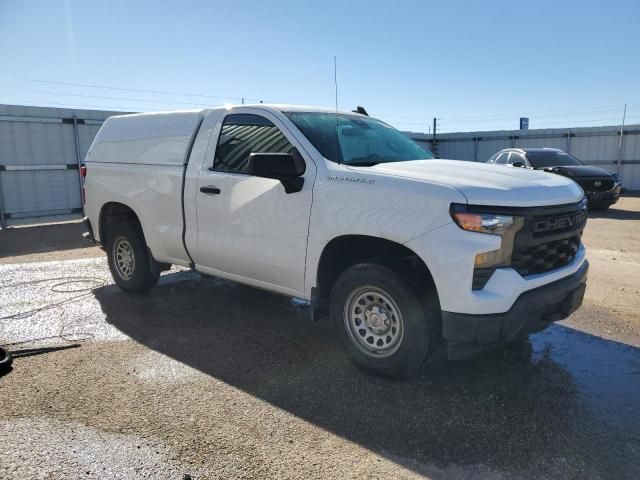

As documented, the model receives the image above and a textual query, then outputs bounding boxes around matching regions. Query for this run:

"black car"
[487,148,621,209]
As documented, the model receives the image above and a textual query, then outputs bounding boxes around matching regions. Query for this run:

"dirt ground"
[568,196,640,345]
[1,196,639,479]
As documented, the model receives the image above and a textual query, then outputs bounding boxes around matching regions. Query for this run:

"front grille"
[468,200,587,290]
[530,209,587,238]
[510,202,586,277]
[576,177,614,193]
[511,235,581,276]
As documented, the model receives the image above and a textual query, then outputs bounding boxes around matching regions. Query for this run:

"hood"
[541,165,614,178]
[348,159,584,207]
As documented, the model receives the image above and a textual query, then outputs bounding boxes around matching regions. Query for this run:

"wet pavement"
[1,257,640,479]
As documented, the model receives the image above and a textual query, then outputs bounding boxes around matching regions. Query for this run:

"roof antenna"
[334,55,341,164]
[352,106,369,116]
[334,55,339,115]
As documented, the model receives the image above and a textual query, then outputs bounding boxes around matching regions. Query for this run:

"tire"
[330,263,436,378]
[106,222,160,293]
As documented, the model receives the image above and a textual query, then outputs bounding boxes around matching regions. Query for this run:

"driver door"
[193,111,315,294]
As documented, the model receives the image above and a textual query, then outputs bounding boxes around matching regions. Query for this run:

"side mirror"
[512,161,525,168]
[248,150,306,193]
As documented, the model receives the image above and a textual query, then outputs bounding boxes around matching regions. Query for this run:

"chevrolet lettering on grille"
[533,211,587,233]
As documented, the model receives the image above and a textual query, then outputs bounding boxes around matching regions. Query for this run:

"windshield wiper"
[347,161,380,167]
[347,154,384,167]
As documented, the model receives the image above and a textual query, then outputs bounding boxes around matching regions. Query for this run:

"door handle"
[200,186,221,195]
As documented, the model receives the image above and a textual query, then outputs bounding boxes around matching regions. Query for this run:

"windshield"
[527,151,584,168]
[284,112,434,165]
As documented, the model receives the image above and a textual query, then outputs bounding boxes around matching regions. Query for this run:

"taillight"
[80,165,87,205]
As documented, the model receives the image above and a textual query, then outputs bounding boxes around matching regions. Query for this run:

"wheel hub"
[364,306,390,334]
[344,286,404,358]
[113,237,136,280]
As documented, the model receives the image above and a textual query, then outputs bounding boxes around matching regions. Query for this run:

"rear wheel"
[330,263,436,377]
[106,222,160,293]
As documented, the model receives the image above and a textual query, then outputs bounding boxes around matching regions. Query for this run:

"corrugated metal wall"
[0,105,125,226]
[407,124,640,190]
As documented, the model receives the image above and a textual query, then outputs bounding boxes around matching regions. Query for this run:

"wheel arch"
[313,234,441,322]
[99,201,169,274]
[98,202,145,246]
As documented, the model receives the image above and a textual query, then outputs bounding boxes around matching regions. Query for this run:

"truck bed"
[84,110,208,266]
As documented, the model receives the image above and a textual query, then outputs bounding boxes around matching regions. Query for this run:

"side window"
[495,152,509,164]
[508,153,525,165]
[213,113,295,173]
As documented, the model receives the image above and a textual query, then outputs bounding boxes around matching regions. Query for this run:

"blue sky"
[1,0,639,132]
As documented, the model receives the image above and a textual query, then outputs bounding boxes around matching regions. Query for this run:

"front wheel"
[330,263,435,377]
[106,223,160,293]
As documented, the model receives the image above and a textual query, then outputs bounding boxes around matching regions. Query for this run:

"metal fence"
[1,103,638,227]
[407,124,640,190]
[0,104,124,227]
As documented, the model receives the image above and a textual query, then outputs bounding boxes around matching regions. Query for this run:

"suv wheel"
[106,223,160,293]
[330,263,434,377]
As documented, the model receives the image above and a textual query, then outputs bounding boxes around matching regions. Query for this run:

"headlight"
[450,208,519,236]
[579,196,588,209]
[612,173,621,184]
[450,204,525,281]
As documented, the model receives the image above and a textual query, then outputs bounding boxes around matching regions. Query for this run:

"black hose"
[0,277,106,375]
[0,346,12,375]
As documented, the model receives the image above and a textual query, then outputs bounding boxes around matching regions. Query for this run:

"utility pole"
[72,115,83,199]
[432,117,439,155]
[0,175,6,229]
[617,104,627,178]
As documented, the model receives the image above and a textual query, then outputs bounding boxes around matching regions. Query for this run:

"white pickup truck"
[82,104,588,377]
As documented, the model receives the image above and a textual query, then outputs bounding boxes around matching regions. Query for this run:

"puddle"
[531,325,640,427]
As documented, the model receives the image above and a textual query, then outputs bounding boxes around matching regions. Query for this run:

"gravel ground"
[1,197,639,479]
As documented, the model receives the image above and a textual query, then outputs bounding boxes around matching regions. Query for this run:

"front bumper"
[442,260,588,360]
[585,184,621,206]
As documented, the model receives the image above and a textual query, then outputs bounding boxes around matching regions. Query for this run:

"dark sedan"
[487,148,621,209]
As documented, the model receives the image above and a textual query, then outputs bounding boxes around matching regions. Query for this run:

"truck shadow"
[588,199,640,220]
[0,221,91,258]
[588,207,640,220]
[99,272,640,478]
